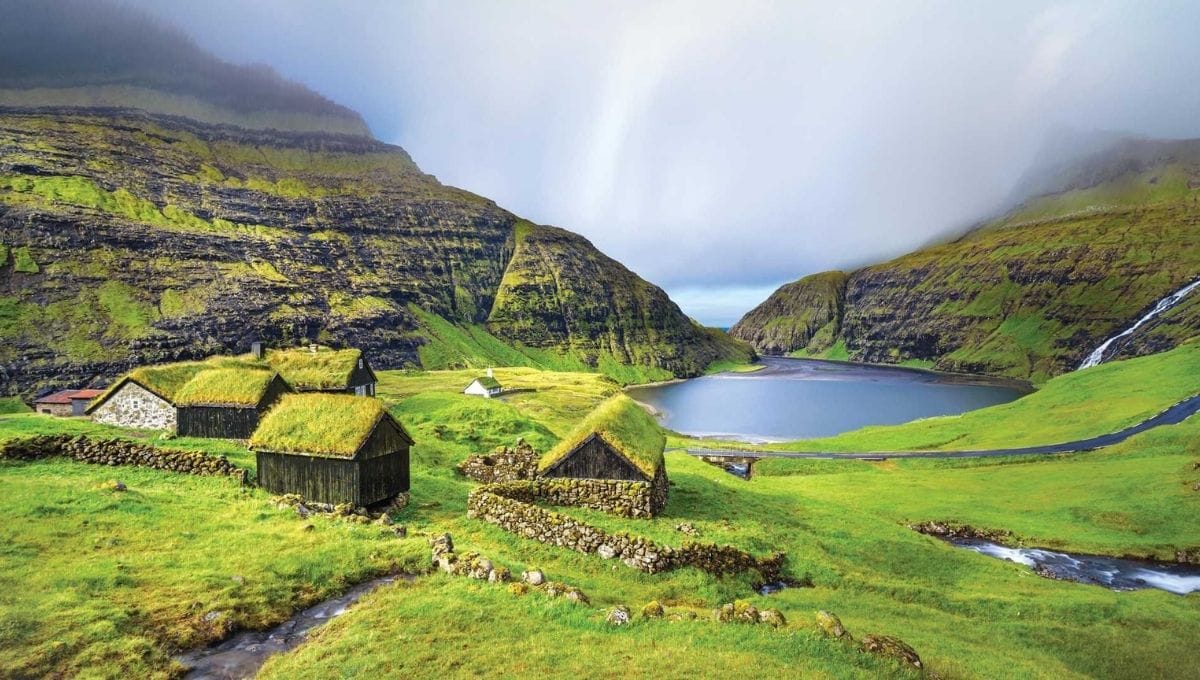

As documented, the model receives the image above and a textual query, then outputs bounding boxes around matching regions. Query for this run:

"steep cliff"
[733,136,1200,382]
[728,271,847,354]
[0,110,747,395]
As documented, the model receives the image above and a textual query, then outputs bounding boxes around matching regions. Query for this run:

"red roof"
[35,389,104,405]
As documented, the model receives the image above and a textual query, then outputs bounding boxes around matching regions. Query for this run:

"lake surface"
[627,357,1027,442]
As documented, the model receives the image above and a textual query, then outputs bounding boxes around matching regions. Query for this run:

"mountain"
[728,271,847,355]
[0,0,369,136]
[732,135,1200,382]
[0,2,749,396]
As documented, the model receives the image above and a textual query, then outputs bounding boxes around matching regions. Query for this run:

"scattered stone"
[295,504,311,520]
[605,605,631,626]
[522,569,545,586]
[230,575,245,585]
[564,587,590,605]
[458,439,540,483]
[908,520,1013,542]
[393,525,408,538]
[508,582,530,596]
[430,533,455,560]
[202,611,224,623]
[543,581,567,598]
[488,566,512,583]
[714,601,759,624]
[387,492,411,512]
[108,480,127,492]
[860,634,922,669]
[666,611,698,622]
[816,610,847,638]
[374,514,394,526]
[675,522,698,536]
[758,608,786,628]
[641,600,665,619]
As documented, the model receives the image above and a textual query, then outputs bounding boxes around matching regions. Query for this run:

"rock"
[860,634,922,669]
[302,524,315,532]
[675,522,698,536]
[230,575,245,585]
[202,610,224,623]
[564,587,589,605]
[543,582,566,598]
[488,566,512,583]
[641,600,665,619]
[714,601,760,624]
[110,480,127,492]
[522,569,545,586]
[605,605,632,626]
[508,582,530,596]
[374,514,394,526]
[597,544,617,559]
[816,610,847,638]
[666,611,698,622]
[393,525,408,538]
[295,504,311,519]
[758,608,786,628]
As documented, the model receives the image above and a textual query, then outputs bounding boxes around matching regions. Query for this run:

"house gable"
[540,434,651,482]
[90,380,176,431]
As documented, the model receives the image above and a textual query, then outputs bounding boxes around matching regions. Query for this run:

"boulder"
[816,610,847,638]
[860,634,922,669]
[758,608,786,628]
[641,600,665,619]
[522,569,545,586]
[606,605,632,626]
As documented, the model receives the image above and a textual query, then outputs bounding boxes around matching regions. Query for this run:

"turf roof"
[472,376,502,390]
[89,358,244,410]
[174,368,281,407]
[250,393,398,458]
[538,394,665,478]
[265,347,366,391]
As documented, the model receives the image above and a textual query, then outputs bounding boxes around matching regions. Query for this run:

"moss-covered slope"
[728,270,847,354]
[733,137,1200,381]
[0,110,746,395]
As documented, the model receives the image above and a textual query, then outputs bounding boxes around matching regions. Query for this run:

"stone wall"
[0,435,245,479]
[467,485,783,578]
[484,477,662,519]
[457,440,539,484]
[91,382,176,431]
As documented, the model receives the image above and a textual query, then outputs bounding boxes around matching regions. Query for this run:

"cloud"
[118,0,1200,322]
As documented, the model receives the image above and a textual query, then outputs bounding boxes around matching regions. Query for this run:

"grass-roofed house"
[251,394,413,506]
[263,346,377,396]
[87,360,222,430]
[463,368,503,398]
[175,367,293,439]
[538,394,669,516]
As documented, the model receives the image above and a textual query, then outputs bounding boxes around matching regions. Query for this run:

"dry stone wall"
[467,485,783,577]
[457,440,540,484]
[482,477,661,519]
[1,435,245,480]
[90,383,176,431]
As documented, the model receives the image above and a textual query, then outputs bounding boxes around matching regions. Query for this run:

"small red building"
[33,389,104,417]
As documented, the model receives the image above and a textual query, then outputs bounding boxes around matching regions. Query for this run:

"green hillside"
[732,137,1200,382]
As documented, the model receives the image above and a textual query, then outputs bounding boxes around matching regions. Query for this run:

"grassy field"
[2,351,1199,678]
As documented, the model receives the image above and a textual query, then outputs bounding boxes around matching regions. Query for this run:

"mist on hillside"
[6,0,1200,324]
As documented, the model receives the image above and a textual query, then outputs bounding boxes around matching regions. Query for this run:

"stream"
[176,575,404,679]
[1079,278,1200,369]
[950,539,1200,595]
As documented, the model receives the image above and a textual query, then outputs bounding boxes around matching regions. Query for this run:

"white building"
[463,368,503,398]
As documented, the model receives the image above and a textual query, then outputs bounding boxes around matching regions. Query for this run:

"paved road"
[676,394,1200,461]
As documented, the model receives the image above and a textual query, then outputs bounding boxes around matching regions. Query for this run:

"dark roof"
[35,389,104,405]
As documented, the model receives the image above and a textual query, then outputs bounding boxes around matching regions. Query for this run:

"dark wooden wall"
[257,452,359,504]
[541,436,650,482]
[358,450,409,505]
[178,406,260,439]
[257,375,294,410]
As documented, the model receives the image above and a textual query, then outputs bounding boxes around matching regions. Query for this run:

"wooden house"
[34,389,103,417]
[538,394,669,514]
[264,346,377,396]
[175,368,293,439]
[250,394,413,506]
[463,368,502,398]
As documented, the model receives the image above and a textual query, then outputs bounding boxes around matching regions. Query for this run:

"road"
[676,394,1200,461]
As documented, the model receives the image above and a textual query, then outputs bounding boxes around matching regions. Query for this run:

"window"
[355,385,367,397]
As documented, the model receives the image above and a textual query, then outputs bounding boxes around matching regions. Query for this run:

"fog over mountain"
[29,0,1200,324]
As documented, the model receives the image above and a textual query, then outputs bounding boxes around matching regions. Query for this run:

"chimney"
[486,367,494,378]
[251,341,264,360]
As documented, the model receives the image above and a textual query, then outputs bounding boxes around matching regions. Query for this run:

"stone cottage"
[33,389,104,417]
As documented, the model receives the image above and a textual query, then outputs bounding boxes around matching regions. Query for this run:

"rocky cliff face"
[0,109,745,395]
[728,271,846,355]
[733,137,1200,382]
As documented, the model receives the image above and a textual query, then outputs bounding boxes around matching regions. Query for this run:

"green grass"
[539,394,665,477]
[0,397,31,414]
[173,367,277,407]
[12,246,39,274]
[5,352,1200,678]
[250,394,388,457]
[264,347,364,390]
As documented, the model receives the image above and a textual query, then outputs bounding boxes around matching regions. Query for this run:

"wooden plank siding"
[256,414,412,506]
[541,435,650,482]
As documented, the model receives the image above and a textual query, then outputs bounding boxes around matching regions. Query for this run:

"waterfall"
[1078,278,1200,369]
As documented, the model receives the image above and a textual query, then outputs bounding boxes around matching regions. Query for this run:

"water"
[951,539,1200,595]
[628,357,1027,442]
[176,575,403,679]
[1079,278,1200,369]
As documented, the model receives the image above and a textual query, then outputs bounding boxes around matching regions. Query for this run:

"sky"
[123,0,1200,325]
